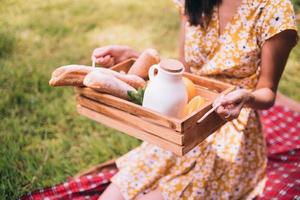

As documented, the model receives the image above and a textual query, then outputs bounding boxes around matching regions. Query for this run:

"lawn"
[0,0,299,199]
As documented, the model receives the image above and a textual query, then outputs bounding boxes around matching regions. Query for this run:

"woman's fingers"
[212,94,224,107]
[216,104,243,121]
[106,57,115,67]
[91,46,113,64]
[102,55,111,65]
[101,55,115,67]
[92,46,112,58]
[95,55,115,68]
[220,89,250,106]
[214,89,249,121]
[230,107,242,119]
[102,55,113,67]
[95,55,108,65]
[216,106,229,119]
[220,92,242,106]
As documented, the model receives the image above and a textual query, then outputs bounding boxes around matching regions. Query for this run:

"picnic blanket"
[20,102,300,200]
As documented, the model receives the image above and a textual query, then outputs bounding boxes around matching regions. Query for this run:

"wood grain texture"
[181,101,214,131]
[194,85,219,100]
[77,105,184,155]
[110,58,136,73]
[182,112,225,151]
[75,87,182,131]
[183,72,233,93]
[77,95,184,145]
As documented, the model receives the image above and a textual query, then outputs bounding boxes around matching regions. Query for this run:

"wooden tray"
[75,59,235,156]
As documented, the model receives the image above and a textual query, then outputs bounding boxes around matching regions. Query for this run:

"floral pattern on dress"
[111,0,298,199]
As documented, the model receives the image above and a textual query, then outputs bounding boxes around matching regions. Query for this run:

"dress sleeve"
[173,0,185,15]
[257,0,298,46]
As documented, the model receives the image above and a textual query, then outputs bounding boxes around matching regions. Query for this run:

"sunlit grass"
[0,0,299,199]
[279,32,300,100]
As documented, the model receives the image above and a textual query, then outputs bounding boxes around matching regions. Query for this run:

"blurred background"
[0,0,299,198]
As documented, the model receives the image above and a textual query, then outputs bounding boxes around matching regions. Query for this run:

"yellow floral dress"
[111,0,298,199]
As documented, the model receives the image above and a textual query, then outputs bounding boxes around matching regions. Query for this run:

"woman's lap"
[111,112,267,199]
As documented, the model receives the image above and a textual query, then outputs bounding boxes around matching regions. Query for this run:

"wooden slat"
[183,72,232,93]
[110,58,136,73]
[75,87,182,131]
[195,86,218,100]
[77,95,184,145]
[77,105,184,156]
[181,102,213,131]
[182,112,225,154]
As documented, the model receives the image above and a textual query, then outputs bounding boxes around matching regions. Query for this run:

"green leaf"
[127,87,146,105]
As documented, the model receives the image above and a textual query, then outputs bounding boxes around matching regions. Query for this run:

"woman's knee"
[136,189,164,200]
[98,183,125,200]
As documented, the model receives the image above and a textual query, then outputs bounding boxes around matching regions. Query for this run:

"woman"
[93,0,298,199]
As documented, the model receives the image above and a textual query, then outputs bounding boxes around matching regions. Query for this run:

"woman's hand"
[91,45,139,68]
[214,89,253,121]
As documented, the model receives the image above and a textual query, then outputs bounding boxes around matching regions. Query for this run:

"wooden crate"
[75,59,235,156]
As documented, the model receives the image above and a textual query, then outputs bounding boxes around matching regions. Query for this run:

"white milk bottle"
[143,59,188,118]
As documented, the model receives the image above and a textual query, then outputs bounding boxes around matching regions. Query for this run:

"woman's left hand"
[214,88,253,121]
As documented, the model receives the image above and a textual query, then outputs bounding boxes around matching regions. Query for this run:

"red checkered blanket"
[20,104,300,200]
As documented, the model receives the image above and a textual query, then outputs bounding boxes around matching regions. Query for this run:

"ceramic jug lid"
[160,59,184,73]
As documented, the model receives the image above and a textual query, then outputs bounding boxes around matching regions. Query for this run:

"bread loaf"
[128,48,160,79]
[95,68,146,89]
[49,65,146,89]
[83,71,136,100]
[49,65,92,86]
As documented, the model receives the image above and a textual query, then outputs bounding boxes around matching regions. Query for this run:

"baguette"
[49,65,146,89]
[83,71,136,100]
[49,65,92,86]
[94,68,146,89]
[128,48,160,79]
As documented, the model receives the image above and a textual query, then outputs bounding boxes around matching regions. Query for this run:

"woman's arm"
[216,30,298,120]
[179,16,190,72]
[248,30,298,109]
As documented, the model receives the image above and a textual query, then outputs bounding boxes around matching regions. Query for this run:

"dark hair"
[185,0,221,26]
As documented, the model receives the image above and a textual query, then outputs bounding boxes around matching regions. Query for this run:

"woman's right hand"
[91,45,139,68]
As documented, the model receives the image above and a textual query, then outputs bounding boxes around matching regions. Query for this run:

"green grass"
[0,0,299,199]
[279,37,300,100]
